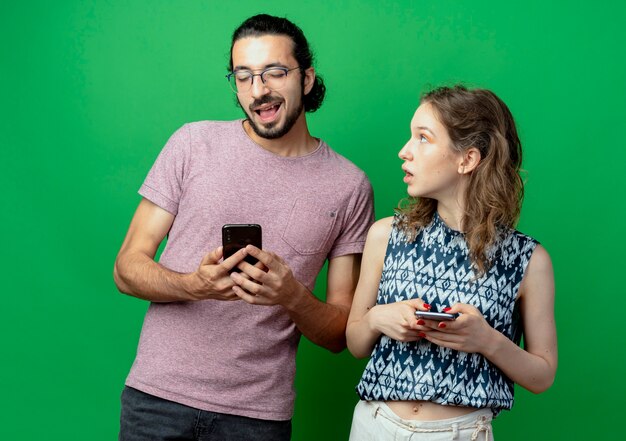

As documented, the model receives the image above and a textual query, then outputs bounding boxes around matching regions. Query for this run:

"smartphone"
[415,311,458,321]
[222,224,262,271]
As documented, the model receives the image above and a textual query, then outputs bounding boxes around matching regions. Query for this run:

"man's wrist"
[181,272,202,300]
[282,280,308,312]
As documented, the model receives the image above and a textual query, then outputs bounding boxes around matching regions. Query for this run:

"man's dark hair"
[230,14,326,113]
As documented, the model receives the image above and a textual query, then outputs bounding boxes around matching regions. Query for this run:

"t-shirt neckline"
[236,119,324,161]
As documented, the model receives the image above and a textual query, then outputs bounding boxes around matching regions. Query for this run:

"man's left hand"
[229,245,301,309]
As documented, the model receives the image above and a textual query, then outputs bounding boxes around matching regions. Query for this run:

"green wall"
[2,1,624,439]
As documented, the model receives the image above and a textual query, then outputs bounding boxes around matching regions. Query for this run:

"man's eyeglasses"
[226,66,300,94]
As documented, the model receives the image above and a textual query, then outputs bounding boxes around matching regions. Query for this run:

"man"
[114,14,374,441]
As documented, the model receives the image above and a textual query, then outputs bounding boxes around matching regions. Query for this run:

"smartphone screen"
[222,224,262,270]
[415,311,457,321]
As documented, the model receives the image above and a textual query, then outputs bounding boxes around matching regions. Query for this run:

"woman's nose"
[398,142,412,160]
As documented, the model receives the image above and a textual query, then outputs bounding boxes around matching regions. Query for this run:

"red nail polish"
[423,303,431,310]
[438,322,446,328]
[418,332,426,338]
[417,319,425,326]
[443,307,451,312]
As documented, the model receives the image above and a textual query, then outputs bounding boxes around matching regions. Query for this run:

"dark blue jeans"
[119,387,292,441]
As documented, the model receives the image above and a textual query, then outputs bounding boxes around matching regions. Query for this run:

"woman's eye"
[419,135,428,143]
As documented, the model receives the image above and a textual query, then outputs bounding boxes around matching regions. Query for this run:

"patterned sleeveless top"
[356,212,538,414]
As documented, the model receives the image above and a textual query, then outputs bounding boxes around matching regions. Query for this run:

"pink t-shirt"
[125,120,374,420]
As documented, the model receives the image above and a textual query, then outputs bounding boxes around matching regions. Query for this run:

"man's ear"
[303,67,315,95]
[458,147,481,174]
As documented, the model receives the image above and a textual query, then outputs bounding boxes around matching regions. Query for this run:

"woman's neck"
[435,201,465,232]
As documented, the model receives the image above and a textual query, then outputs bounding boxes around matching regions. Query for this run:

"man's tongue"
[258,104,279,121]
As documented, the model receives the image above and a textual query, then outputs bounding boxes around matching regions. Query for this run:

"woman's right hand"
[368,299,430,342]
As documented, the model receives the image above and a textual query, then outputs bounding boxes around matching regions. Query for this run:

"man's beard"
[241,94,304,140]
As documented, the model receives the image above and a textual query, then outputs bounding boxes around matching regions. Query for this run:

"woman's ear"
[458,147,481,174]
[303,67,315,95]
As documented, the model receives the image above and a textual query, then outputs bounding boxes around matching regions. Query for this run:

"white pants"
[349,401,494,441]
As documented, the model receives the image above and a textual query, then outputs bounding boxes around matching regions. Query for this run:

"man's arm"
[230,249,362,353]
[287,254,361,352]
[114,198,248,302]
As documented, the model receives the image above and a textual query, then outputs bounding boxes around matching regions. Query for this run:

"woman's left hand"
[417,303,496,354]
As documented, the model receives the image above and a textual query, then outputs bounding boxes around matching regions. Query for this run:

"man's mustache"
[249,95,283,111]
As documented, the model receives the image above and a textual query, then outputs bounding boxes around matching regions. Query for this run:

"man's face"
[231,35,312,140]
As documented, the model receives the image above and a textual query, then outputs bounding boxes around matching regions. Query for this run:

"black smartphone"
[415,311,458,321]
[222,224,262,270]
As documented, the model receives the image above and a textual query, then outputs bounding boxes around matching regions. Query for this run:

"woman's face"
[398,102,464,201]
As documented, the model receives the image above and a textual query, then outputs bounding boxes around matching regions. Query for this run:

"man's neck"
[242,115,318,157]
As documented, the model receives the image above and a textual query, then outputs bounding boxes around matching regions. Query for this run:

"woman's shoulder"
[369,213,419,245]
[367,216,394,242]
[527,244,553,273]
[518,243,554,302]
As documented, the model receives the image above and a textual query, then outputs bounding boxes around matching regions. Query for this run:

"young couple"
[114,13,557,441]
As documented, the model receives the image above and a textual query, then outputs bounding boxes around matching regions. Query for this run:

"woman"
[346,85,557,440]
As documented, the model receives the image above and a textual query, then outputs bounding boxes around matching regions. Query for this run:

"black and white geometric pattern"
[356,213,537,414]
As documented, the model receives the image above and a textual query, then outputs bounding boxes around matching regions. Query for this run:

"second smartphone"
[415,311,458,321]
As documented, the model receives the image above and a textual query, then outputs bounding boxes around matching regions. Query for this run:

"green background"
[2,0,624,439]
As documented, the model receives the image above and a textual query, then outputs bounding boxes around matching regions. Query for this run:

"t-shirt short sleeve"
[328,172,375,259]
[138,125,191,215]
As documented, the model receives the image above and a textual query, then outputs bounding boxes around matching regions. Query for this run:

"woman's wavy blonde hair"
[397,85,524,276]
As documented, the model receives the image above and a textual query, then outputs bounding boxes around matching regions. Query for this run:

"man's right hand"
[188,246,249,301]
[114,198,253,303]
